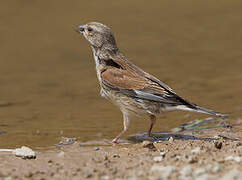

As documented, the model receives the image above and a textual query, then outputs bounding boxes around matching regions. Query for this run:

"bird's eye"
[87,27,93,32]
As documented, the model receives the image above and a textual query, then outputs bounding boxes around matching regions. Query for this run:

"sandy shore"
[0,124,241,180]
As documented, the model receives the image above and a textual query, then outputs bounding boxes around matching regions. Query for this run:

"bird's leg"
[112,112,130,144]
[148,115,156,137]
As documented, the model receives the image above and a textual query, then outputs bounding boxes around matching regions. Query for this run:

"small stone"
[153,156,163,162]
[84,172,92,178]
[94,147,100,151]
[236,142,242,146]
[225,156,242,162]
[233,156,242,163]
[13,146,36,159]
[214,141,222,149]
[4,177,12,180]
[25,172,34,178]
[168,137,174,143]
[188,156,198,164]
[159,151,166,157]
[142,141,156,150]
[104,155,109,161]
[101,175,110,180]
[191,147,201,154]
[113,154,120,158]
[225,156,234,161]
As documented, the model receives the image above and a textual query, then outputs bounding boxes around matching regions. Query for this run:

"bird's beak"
[75,25,85,34]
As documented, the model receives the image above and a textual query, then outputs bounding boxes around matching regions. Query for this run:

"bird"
[76,22,226,144]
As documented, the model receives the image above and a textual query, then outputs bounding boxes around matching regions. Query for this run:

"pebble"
[236,142,242,146]
[57,137,76,146]
[187,156,198,164]
[233,156,242,163]
[94,147,100,151]
[113,154,120,158]
[153,156,163,162]
[180,165,193,177]
[159,151,166,157]
[225,156,242,163]
[168,137,174,143]
[214,141,222,149]
[191,147,201,154]
[142,141,156,150]
[84,172,92,178]
[4,177,12,180]
[101,175,110,180]
[13,146,36,159]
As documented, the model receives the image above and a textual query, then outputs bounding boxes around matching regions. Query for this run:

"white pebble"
[153,156,163,162]
[233,156,242,163]
[101,175,110,180]
[225,156,242,162]
[13,146,36,159]
[160,151,166,156]
[168,137,174,143]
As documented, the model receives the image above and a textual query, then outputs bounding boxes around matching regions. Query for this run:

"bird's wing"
[101,67,186,105]
[144,75,196,108]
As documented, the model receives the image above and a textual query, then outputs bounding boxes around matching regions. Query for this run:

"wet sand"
[0,119,241,180]
[0,0,242,148]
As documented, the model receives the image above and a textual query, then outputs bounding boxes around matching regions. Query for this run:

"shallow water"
[0,0,242,148]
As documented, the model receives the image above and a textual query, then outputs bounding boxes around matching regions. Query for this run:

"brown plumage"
[76,22,225,143]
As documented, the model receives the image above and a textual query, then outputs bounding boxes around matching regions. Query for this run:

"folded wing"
[101,67,195,107]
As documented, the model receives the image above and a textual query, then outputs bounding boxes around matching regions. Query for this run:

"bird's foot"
[111,138,119,145]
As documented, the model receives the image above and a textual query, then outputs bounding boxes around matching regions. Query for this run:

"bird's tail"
[175,105,227,118]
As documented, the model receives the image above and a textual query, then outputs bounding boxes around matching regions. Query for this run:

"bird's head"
[76,22,117,50]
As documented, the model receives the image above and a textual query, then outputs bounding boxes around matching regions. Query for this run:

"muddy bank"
[0,124,241,180]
